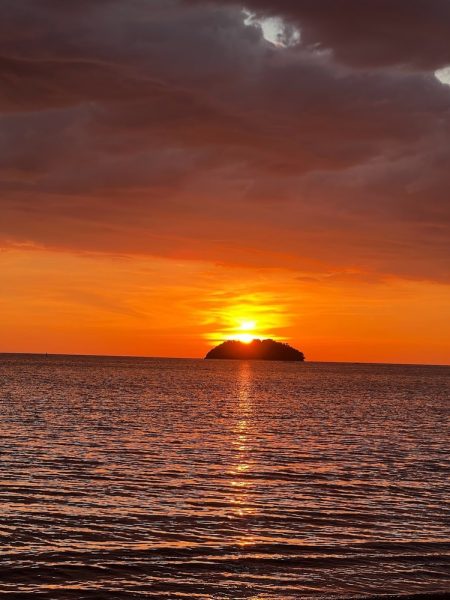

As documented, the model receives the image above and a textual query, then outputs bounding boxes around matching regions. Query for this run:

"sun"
[240,320,256,331]
[205,296,287,346]
[235,333,254,344]
[233,320,257,344]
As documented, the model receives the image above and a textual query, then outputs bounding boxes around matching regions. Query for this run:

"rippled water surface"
[0,355,449,599]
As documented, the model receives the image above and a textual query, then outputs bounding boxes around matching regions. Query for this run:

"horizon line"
[0,351,448,368]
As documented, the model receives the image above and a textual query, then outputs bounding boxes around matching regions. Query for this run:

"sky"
[0,0,449,364]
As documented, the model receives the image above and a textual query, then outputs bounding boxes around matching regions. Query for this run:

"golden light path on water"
[229,362,258,547]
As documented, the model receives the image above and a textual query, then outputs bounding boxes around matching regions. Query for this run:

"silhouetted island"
[205,339,305,362]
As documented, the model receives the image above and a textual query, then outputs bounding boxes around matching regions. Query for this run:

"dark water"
[0,355,449,599]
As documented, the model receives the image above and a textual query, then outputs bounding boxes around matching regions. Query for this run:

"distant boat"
[205,339,305,362]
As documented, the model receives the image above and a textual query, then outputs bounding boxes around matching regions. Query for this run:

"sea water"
[0,355,449,599]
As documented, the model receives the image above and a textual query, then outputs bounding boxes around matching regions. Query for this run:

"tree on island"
[205,339,305,362]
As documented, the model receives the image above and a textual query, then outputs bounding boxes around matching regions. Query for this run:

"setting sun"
[239,320,256,332]
[204,292,288,348]
[235,320,257,343]
[235,333,255,344]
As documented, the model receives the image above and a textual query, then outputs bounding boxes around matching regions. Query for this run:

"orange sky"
[1,248,449,364]
[1,2,449,364]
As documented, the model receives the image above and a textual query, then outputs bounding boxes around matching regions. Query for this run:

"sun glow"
[203,290,290,347]
[235,332,254,344]
[240,320,255,331]
[234,319,257,343]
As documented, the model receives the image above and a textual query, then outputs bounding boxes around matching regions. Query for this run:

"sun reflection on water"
[228,362,257,525]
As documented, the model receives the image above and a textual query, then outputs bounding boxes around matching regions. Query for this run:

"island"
[205,339,305,362]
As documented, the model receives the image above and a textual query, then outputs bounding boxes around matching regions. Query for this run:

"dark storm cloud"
[201,0,450,70]
[0,0,449,280]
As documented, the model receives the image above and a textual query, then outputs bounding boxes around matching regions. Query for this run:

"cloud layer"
[213,0,450,69]
[1,0,449,281]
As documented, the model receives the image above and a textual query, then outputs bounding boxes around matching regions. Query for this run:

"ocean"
[0,354,448,599]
